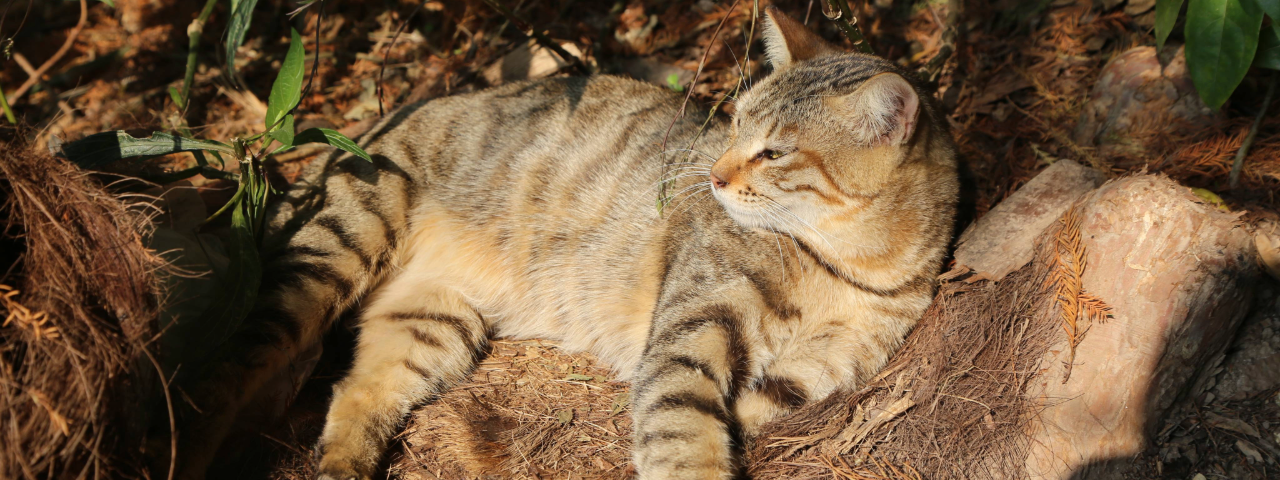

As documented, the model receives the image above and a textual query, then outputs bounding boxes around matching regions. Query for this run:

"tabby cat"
[172,8,957,480]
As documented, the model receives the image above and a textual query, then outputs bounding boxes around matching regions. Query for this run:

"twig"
[655,0,745,215]
[1229,72,1277,190]
[7,0,88,105]
[918,0,961,83]
[661,0,741,151]
[141,346,177,480]
[377,1,428,116]
[12,52,37,76]
[824,0,873,54]
[176,0,220,110]
[479,0,592,76]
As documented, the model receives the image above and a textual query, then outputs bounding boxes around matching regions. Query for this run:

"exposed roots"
[0,138,166,480]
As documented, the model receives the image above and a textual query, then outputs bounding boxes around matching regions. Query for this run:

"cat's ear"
[762,6,840,69]
[828,72,920,146]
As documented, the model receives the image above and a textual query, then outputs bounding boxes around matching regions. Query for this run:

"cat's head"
[710,7,948,240]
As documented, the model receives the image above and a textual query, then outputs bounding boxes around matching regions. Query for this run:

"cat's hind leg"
[315,268,489,480]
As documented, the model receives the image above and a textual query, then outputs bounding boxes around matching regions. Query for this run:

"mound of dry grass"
[0,139,166,480]
[746,241,1061,479]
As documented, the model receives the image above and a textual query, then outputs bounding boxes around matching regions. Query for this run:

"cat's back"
[360,75,699,187]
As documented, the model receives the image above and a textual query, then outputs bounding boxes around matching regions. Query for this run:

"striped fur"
[171,8,957,480]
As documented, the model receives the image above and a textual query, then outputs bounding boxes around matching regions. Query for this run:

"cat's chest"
[757,269,892,354]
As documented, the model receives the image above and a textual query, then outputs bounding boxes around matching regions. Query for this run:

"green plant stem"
[1230,73,1278,190]
[827,0,873,54]
[0,88,15,124]
[479,0,592,75]
[178,0,219,111]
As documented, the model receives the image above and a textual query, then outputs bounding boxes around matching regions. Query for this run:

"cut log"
[952,160,1104,281]
[1024,175,1260,479]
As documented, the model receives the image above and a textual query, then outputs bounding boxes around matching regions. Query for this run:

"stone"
[1073,46,1221,158]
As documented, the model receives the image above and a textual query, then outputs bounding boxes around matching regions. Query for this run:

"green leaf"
[62,131,234,169]
[1252,0,1280,20]
[225,0,259,78]
[195,187,262,350]
[168,86,184,109]
[666,73,684,92]
[1258,27,1280,69]
[294,128,372,161]
[1185,0,1264,110]
[268,114,295,147]
[98,0,116,8]
[1156,0,1186,49]
[1253,0,1280,36]
[265,28,306,132]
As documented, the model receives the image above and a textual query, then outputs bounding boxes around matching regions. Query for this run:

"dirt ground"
[2,0,1279,478]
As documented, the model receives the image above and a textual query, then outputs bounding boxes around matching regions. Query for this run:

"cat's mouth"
[711,187,779,231]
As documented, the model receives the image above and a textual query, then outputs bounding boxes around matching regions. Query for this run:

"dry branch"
[7,0,87,105]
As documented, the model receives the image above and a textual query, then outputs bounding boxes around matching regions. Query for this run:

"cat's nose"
[710,172,728,189]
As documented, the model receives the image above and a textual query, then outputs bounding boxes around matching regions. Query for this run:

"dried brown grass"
[0,139,165,479]
[745,226,1067,480]
[384,340,634,480]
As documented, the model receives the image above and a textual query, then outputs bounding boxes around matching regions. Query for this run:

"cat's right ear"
[762,6,840,69]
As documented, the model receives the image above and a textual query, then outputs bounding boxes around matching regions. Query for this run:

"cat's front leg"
[631,304,753,480]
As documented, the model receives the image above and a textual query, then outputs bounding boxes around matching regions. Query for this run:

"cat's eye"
[758,149,786,160]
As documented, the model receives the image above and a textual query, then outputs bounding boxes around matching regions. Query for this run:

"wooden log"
[1023,175,1260,479]
[951,160,1104,281]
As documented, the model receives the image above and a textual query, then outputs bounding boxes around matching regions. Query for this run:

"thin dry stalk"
[8,0,88,104]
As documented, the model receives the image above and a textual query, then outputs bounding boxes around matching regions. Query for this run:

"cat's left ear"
[762,6,841,68]
[828,72,920,146]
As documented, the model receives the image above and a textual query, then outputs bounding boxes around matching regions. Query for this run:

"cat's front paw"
[315,460,372,480]
[314,442,376,480]
[316,470,369,480]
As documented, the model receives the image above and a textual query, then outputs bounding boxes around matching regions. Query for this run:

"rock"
[614,58,693,90]
[1073,46,1221,158]
[952,160,1105,281]
[1211,284,1280,401]
[1124,0,1156,15]
[1023,176,1260,479]
[482,40,586,86]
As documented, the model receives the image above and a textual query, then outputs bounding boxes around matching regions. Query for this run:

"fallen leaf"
[565,373,595,381]
[1236,439,1264,463]
[1257,234,1280,281]
[609,392,631,416]
[556,409,574,424]
[1191,188,1229,211]
[1205,412,1261,438]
